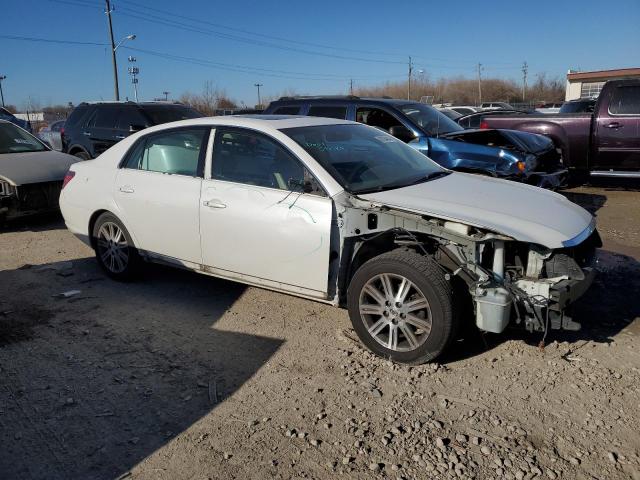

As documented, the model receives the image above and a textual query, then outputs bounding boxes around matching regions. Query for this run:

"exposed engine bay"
[333,196,600,338]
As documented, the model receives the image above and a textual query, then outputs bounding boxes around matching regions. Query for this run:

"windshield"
[142,105,203,125]
[399,103,463,136]
[282,124,447,194]
[0,122,47,154]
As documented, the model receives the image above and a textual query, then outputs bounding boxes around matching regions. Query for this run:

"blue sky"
[1,0,639,108]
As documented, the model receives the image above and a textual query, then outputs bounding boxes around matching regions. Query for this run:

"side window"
[273,106,301,115]
[212,129,324,195]
[92,107,121,129]
[117,107,150,131]
[609,86,640,115]
[123,128,207,176]
[356,107,403,131]
[307,105,347,119]
[65,106,90,127]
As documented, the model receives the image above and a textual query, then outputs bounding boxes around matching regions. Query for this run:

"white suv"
[60,116,599,364]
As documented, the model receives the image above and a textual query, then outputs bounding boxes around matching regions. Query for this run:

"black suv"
[62,102,202,159]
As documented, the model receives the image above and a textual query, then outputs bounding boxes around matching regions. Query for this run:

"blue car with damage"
[263,97,566,188]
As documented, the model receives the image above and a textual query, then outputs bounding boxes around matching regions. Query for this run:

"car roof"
[128,115,356,136]
[270,97,416,107]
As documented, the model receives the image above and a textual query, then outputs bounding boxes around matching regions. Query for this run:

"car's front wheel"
[347,249,456,364]
[92,212,141,281]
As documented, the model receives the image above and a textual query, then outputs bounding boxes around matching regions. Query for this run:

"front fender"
[411,137,523,176]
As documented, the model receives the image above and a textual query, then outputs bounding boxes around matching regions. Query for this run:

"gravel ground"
[1,182,639,480]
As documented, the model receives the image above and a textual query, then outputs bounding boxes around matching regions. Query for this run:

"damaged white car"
[59,116,600,364]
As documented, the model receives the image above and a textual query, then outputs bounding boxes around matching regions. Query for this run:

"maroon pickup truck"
[481,80,640,180]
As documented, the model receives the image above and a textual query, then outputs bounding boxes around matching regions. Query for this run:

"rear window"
[66,105,91,126]
[609,86,640,115]
[141,105,203,125]
[307,105,348,120]
[272,106,301,115]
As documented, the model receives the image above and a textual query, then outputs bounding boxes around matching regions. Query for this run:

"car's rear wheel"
[347,249,456,364]
[73,150,90,160]
[92,212,141,281]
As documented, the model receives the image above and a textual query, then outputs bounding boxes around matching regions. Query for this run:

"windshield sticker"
[303,142,345,152]
[14,139,32,144]
[375,135,396,143]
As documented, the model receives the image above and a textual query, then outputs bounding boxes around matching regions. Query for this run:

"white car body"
[60,116,599,358]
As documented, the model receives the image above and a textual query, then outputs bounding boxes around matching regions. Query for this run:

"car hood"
[0,150,78,186]
[358,172,593,249]
[441,128,554,154]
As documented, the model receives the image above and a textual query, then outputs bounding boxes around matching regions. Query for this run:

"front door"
[593,83,640,171]
[114,127,209,264]
[199,127,333,296]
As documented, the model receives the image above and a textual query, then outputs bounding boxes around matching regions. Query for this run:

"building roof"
[567,67,640,82]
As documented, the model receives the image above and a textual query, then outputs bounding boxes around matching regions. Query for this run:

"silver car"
[1,120,77,221]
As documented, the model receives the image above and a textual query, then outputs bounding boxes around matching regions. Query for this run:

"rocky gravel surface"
[1,182,639,480]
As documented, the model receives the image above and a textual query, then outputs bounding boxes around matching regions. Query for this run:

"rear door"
[86,105,122,156]
[199,127,333,296]
[114,127,208,264]
[593,83,640,171]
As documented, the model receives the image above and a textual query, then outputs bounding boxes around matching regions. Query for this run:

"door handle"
[118,186,135,193]
[114,135,126,140]
[203,199,226,209]
[604,122,622,129]
[82,131,91,136]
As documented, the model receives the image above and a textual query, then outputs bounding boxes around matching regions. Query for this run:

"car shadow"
[0,257,284,480]
[441,249,640,363]
[0,211,65,233]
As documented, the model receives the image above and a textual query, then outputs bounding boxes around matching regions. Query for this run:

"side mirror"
[129,124,146,133]
[388,125,416,143]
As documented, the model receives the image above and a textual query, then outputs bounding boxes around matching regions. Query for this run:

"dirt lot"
[1,181,639,480]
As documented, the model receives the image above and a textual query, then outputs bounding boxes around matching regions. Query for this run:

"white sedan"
[60,115,600,364]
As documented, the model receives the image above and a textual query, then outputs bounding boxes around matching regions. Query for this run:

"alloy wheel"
[358,273,432,352]
[96,222,129,274]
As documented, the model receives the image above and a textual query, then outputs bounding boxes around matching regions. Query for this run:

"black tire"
[347,248,456,364]
[73,150,91,160]
[92,212,141,281]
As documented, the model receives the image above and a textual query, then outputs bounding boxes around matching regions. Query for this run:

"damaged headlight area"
[465,229,601,336]
[0,181,63,220]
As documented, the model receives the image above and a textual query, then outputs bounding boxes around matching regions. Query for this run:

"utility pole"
[163,91,170,101]
[349,78,353,96]
[254,83,263,108]
[407,56,413,100]
[105,0,119,101]
[477,63,483,105]
[522,61,528,102]
[0,75,6,107]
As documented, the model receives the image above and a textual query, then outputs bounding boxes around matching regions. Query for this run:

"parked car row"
[265,96,567,188]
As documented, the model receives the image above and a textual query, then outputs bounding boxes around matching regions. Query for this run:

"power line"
[0,33,107,46]
[122,46,407,82]
[0,33,405,81]
[45,0,528,70]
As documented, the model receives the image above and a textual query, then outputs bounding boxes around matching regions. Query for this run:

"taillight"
[479,120,489,129]
[60,126,65,138]
[62,170,75,189]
